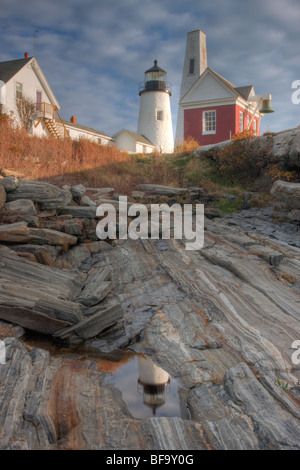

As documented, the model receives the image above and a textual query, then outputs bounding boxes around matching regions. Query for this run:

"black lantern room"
[139,60,172,96]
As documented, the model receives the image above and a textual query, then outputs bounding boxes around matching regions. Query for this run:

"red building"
[180,67,260,145]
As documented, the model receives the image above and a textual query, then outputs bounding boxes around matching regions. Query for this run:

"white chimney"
[175,30,207,143]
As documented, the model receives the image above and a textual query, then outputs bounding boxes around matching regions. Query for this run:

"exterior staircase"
[33,102,69,139]
[44,117,64,139]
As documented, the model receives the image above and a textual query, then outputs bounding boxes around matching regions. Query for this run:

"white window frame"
[247,114,250,129]
[239,110,244,132]
[253,118,257,135]
[16,82,23,101]
[202,110,216,135]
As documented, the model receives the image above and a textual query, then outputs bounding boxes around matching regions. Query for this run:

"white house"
[0,53,112,144]
[112,129,155,154]
[63,116,112,145]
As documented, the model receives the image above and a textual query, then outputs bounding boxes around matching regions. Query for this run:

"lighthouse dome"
[139,60,172,95]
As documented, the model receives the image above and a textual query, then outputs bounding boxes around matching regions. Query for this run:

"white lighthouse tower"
[137,60,174,153]
[175,30,208,143]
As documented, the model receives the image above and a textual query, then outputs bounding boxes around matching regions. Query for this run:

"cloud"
[0,0,299,136]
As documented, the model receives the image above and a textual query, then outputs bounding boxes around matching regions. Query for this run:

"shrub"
[214,130,265,182]
[174,137,200,154]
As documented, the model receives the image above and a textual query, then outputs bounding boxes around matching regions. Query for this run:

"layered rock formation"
[0,174,299,450]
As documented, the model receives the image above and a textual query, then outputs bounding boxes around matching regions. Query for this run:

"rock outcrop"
[270,179,300,209]
[0,176,300,450]
[194,126,300,171]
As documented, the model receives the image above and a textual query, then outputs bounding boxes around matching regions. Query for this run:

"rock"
[10,245,58,267]
[0,305,72,335]
[194,139,232,156]
[0,168,24,177]
[28,227,77,247]
[0,222,45,243]
[70,184,86,198]
[7,181,72,210]
[248,246,284,267]
[288,209,300,222]
[135,184,189,196]
[270,180,300,209]
[80,195,96,206]
[86,187,114,196]
[0,275,82,330]
[0,176,19,192]
[0,185,6,211]
[53,303,124,342]
[204,207,221,219]
[64,219,84,236]
[77,281,112,307]
[4,199,36,216]
[271,129,295,159]
[60,206,97,218]
[76,266,112,307]
[0,245,85,302]
[131,190,145,199]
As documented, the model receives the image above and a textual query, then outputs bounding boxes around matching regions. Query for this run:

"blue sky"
[1,0,299,138]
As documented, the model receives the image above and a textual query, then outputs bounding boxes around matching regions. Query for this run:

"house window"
[157,110,164,121]
[189,58,195,75]
[16,82,22,100]
[36,90,42,111]
[98,138,102,145]
[203,110,216,134]
[253,118,257,135]
[247,115,250,129]
[239,111,244,132]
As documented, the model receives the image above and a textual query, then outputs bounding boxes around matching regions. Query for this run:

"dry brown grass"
[0,115,184,194]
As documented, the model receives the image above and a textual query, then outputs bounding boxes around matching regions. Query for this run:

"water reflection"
[106,354,189,420]
[137,356,170,415]
[22,332,189,420]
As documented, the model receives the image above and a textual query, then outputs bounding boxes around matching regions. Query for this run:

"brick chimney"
[70,116,77,124]
[24,52,29,59]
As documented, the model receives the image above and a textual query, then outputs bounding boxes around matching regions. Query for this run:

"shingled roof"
[0,57,32,83]
[113,129,155,146]
[63,120,112,139]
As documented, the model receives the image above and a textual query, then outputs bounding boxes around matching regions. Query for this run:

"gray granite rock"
[0,176,19,192]
[270,180,300,209]
[4,199,36,216]
[7,181,72,209]
[0,185,6,211]
[70,184,86,198]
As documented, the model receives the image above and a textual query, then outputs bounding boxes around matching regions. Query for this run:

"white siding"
[64,124,111,145]
[4,62,54,128]
[113,132,137,153]
[181,73,235,105]
[137,91,174,153]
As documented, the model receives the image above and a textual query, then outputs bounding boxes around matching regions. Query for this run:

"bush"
[213,130,265,182]
[174,137,200,154]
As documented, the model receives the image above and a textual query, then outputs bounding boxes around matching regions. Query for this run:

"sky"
[1,0,299,138]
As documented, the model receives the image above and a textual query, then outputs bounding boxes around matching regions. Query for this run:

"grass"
[0,115,298,213]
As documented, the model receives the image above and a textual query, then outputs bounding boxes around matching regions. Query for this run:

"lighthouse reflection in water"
[138,356,170,415]
[106,354,189,420]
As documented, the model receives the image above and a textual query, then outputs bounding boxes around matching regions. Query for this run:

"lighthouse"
[137,356,170,415]
[137,60,174,153]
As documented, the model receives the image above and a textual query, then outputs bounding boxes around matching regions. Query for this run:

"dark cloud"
[0,0,299,135]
